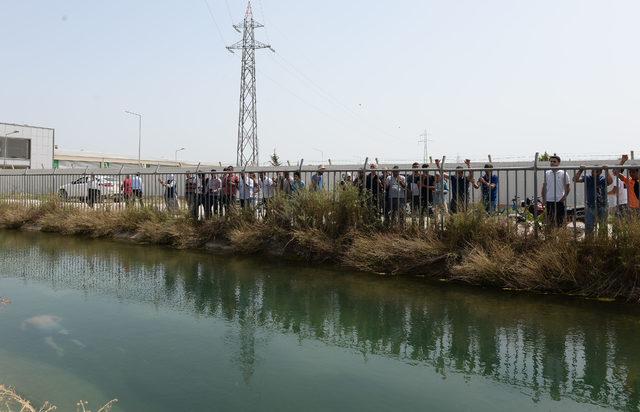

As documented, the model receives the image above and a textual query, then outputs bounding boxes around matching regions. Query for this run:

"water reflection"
[1,231,639,410]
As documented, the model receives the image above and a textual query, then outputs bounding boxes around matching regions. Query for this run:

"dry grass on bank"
[1,197,640,301]
[0,385,116,412]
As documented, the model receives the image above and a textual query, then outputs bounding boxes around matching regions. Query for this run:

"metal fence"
[0,157,634,237]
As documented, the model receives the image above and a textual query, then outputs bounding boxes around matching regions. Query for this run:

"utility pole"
[418,130,432,164]
[227,1,274,168]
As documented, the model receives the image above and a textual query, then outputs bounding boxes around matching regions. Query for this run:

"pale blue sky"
[1,0,639,164]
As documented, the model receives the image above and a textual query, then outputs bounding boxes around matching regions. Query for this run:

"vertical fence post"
[533,152,539,239]
[439,156,446,233]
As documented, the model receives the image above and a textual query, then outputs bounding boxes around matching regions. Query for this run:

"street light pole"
[312,148,324,163]
[2,130,19,168]
[175,147,185,162]
[125,110,142,164]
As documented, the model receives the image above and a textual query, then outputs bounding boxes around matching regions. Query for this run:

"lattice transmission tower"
[227,2,274,167]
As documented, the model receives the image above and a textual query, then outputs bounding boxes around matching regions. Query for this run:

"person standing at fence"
[608,164,628,217]
[277,171,293,195]
[477,163,499,213]
[420,163,436,216]
[541,155,571,228]
[159,174,178,213]
[614,155,640,217]
[222,167,239,212]
[121,174,133,206]
[87,174,99,208]
[407,163,422,217]
[574,165,612,235]
[258,172,274,213]
[433,159,449,216]
[132,173,144,206]
[385,166,407,225]
[365,164,384,214]
[185,172,200,219]
[310,166,325,191]
[449,160,474,213]
[238,172,255,209]
[205,170,222,218]
[197,173,207,218]
[292,171,306,193]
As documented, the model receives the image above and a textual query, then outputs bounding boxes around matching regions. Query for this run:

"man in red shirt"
[221,166,239,213]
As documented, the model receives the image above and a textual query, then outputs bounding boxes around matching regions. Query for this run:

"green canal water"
[0,231,639,411]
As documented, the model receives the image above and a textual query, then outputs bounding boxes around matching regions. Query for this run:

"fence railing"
[0,159,634,237]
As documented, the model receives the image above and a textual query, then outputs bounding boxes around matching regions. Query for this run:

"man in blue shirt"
[574,165,613,235]
[477,164,499,213]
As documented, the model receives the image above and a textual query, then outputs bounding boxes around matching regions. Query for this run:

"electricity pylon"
[227,1,274,167]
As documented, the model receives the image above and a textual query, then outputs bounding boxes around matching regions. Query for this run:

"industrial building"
[0,122,55,169]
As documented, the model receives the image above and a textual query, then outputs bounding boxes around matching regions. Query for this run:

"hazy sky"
[2,0,639,164]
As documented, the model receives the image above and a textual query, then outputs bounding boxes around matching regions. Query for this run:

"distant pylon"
[227,2,274,167]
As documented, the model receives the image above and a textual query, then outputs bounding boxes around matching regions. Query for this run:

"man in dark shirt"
[450,159,475,213]
[365,164,384,213]
[574,165,613,234]
[477,163,499,213]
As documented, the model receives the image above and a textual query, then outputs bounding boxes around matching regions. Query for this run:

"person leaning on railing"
[365,163,384,214]
[477,163,499,214]
[385,166,407,225]
[541,155,570,228]
[608,160,628,218]
[574,165,612,235]
[449,159,474,213]
[614,154,640,217]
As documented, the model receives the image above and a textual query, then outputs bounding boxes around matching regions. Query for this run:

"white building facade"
[0,122,55,169]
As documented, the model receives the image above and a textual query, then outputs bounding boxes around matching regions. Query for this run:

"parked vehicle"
[58,176,123,202]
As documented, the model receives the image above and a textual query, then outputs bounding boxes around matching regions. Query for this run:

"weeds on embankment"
[0,191,639,301]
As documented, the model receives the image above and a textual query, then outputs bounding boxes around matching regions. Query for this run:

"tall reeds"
[1,195,639,301]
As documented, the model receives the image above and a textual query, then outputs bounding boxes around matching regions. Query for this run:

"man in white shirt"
[541,155,571,228]
[87,174,100,208]
[238,172,255,209]
[608,174,628,217]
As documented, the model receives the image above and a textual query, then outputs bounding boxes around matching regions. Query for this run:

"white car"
[58,176,123,202]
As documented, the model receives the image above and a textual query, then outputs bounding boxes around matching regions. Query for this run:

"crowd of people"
[83,154,639,234]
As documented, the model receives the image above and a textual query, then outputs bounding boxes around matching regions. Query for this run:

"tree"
[270,150,282,167]
[538,151,550,162]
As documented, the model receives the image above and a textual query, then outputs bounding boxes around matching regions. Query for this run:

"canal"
[0,231,639,411]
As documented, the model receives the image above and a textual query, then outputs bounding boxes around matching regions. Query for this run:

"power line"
[202,0,227,45]
[269,51,402,141]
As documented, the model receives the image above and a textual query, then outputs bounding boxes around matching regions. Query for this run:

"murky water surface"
[0,231,639,411]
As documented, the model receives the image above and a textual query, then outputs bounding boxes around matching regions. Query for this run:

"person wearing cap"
[541,155,571,228]
[614,154,640,215]
[477,163,499,213]
[574,165,612,234]
[310,166,325,191]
